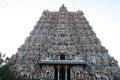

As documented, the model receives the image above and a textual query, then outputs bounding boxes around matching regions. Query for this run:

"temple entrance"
[67,67,70,80]
[60,67,65,80]
[55,65,70,80]
[55,67,58,80]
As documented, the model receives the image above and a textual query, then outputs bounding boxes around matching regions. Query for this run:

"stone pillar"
[57,65,60,80]
[65,65,68,80]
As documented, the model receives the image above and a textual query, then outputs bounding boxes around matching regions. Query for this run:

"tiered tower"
[13,5,120,80]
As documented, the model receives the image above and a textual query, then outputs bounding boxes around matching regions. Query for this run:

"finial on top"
[62,4,65,7]
[59,4,67,12]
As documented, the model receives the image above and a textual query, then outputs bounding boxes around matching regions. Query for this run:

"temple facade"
[12,5,120,80]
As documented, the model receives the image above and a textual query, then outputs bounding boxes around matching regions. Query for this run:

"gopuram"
[12,5,120,80]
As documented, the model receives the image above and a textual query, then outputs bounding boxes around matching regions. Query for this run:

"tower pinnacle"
[59,4,67,12]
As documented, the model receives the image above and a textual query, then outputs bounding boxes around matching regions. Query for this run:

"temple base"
[40,64,86,80]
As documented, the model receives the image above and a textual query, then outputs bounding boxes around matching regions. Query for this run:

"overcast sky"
[0,0,120,65]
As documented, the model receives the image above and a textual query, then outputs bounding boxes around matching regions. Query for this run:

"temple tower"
[13,5,120,80]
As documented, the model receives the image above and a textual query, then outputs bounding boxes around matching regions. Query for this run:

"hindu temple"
[12,5,120,80]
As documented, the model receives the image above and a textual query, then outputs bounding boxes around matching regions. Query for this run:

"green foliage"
[0,52,27,80]
[0,63,15,80]
[114,78,120,80]
[0,52,4,66]
[0,62,26,80]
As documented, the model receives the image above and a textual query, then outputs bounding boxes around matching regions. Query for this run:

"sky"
[0,0,120,65]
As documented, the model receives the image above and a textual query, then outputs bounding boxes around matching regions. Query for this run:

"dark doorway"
[55,66,70,80]
[60,67,65,80]
[60,54,65,60]
[55,67,58,80]
[67,67,70,80]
